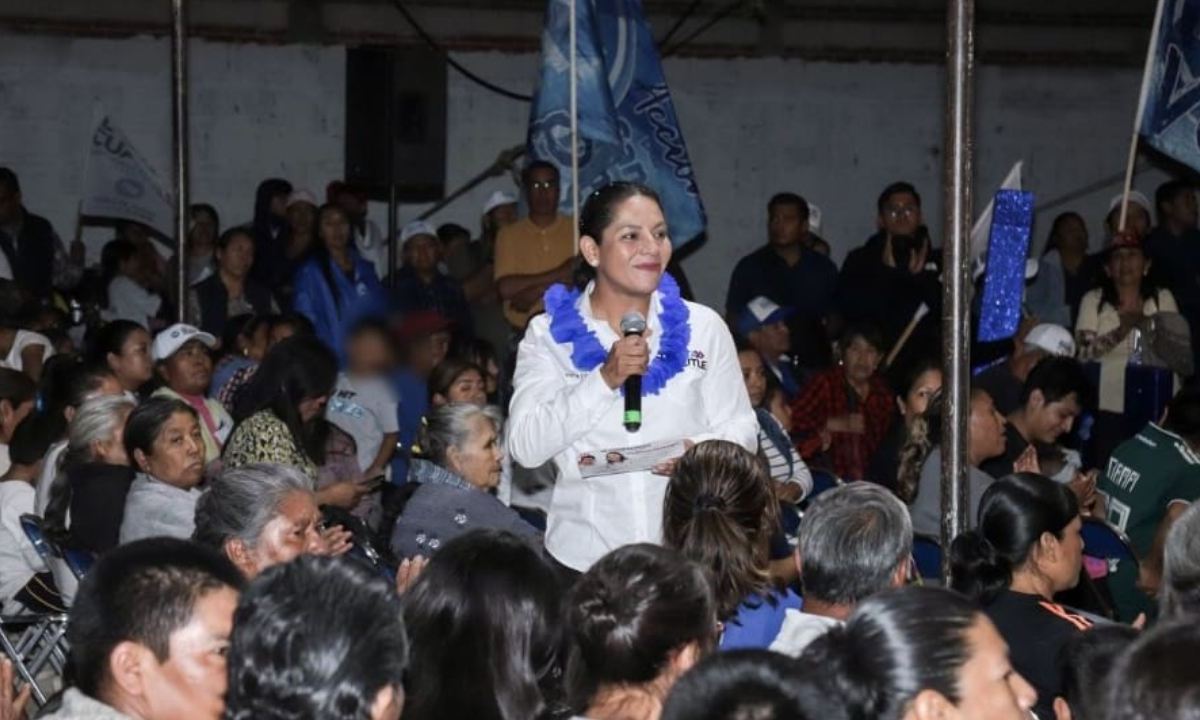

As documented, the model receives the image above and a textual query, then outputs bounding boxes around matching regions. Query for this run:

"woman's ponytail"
[949,530,1012,605]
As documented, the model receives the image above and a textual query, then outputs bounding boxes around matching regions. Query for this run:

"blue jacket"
[292,251,388,365]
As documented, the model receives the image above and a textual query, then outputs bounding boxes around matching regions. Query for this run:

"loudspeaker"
[345,46,447,202]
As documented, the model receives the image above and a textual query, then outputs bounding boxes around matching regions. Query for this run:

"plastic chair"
[1081,516,1139,575]
[21,514,94,581]
[912,534,944,581]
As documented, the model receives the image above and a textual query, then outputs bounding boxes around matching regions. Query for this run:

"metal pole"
[569,0,580,252]
[386,52,398,287]
[940,0,974,580]
[171,0,189,322]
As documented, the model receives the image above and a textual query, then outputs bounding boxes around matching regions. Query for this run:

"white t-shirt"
[326,373,400,475]
[0,480,45,613]
[105,275,162,327]
[1,329,53,374]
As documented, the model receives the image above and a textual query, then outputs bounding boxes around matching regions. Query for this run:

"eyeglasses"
[884,204,919,220]
[529,180,558,191]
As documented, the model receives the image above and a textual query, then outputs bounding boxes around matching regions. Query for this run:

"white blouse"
[507,284,758,571]
[1076,287,1178,413]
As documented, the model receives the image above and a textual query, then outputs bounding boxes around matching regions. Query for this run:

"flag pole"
[1119,0,1166,233]
[170,0,190,322]
[569,0,580,255]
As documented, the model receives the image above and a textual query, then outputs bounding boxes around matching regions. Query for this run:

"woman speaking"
[508,181,757,573]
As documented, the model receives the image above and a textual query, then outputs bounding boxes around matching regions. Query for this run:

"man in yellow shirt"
[493,161,576,330]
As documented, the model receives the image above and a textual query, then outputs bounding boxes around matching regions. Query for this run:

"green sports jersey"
[1100,423,1200,556]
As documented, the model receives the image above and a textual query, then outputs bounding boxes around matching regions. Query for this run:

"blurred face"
[525,167,561,217]
[429,331,451,369]
[879,191,922,237]
[319,208,351,254]
[160,340,213,396]
[268,193,288,219]
[139,586,238,720]
[1053,215,1088,258]
[843,336,882,385]
[738,350,768,407]
[580,194,673,299]
[404,234,440,275]
[968,392,1008,463]
[1105,246,1147,288]
[0,184,20,226]
[768,202,807,248]
[348,330,394,376]
[900,368,943,421]
[137,411,205,488]
[109,330,154,391]
[446,369,487,406]
[448,415,503,490]
[92,405,133,466]
[1027,391,1080,444]
[944,616,1037,720]
[286,201,316,235]
[750,321,790,359]
[241,490,324,578]
[217,233,254,279]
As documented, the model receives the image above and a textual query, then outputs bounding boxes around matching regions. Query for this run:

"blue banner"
[1139,0,1200,173]
[528,0,706,246]
[977,190,1035,343]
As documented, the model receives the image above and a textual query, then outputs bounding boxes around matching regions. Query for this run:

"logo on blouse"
[687,349,707,371]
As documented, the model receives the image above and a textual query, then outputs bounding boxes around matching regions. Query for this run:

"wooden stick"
[1118,0,1166,233]
[885,303,930,368]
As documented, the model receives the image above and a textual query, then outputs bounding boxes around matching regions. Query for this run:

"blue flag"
[1139,0,1200,173]
[528,0,706,246]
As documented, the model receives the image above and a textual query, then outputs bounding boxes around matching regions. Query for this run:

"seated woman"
[391,403,538,558]
[949,473,1089,720]
[790,323,893,481]
[568,544,717,720]
[224,335,369,510]
[900,388,1011,538]
[209,313,270,412]
[87,320,154,398]
[662,440,800,650]
[428,358,488,407]
[802,585,1037,720]
[193,463,347,579]
[737,338,812,502]
[187,227,275,339]
[869,356,941,493]
[401,529,567,720]
[118,397,207,543]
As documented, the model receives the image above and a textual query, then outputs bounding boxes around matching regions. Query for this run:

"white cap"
[483,190,518,215]
[399,220,438,245]
[1108,190,1152,215]
[153,323,217,362]
[1023,323,1076,358]
[286,189,318,208]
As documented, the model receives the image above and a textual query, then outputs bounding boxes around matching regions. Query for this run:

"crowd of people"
[1,157,1199,720]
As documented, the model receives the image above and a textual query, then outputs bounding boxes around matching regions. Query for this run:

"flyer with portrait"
[576,439,687,478]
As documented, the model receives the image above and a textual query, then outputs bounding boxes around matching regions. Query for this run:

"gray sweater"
[908,447,996,537]
[119,473,202,544]
[391,460,541,558]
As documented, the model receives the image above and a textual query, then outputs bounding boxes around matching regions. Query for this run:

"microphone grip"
[623,374,642,432]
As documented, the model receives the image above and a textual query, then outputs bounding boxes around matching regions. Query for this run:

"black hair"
[224,556,408,720]
[661,650,848,720]
[436,222,472,245]
[313,203,351,314]
[216,225,255,253]
[99,239,139,309]
[0,367,37,409]
[220,314,270,359]
[190,203,220,230]
[1156,179,1194,220]
[1042,211,1087,257]
[428,357,485,403]
[949,472,1079,605]
[8,412,58,466]
[840,321,885,355]
[1097,245,1159,311]
[124,396,198,468]
[521,159,560,187]
[887,355,940,403]
[0,167,19,195]
[877,181,921,214]
[767,192,810,219]
[87,320,148,369]
[39,355,105,430]
[1058,625,1138,720]
[65,537,244,698]
[252,178,292,231]
[233,335,337,463]
[401,529,566,720]
[566,544,716,710]
[800,586,979,719]
[347,316,390,342]
[267,312,316,339]
[1164,384,1200,446]
[578,181,663,243]
[1019,354,1090,408]
[1104,618,1200,720]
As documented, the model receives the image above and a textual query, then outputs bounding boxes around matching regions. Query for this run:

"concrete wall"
[0,32,1177,309]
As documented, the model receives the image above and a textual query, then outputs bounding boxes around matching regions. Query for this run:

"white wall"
[0,33,1175,309]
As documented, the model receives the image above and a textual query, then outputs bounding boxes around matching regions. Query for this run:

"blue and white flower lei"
[544,273,691,396]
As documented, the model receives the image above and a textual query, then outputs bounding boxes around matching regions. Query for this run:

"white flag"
[81,115,175,241]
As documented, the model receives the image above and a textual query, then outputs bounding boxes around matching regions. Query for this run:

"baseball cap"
[483,190,518,215]
[286,189,318,208]
[153,323,217,361]
[399,220,438,245]
[737,296,796,337]
[1023,323,1075,358]
[1108,190,1152,216]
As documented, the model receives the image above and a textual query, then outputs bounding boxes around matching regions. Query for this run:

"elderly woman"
[192,463,349,578]
[119,397,207,543]
[391,403,538,558]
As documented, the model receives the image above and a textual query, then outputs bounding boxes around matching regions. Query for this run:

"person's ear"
[580,236,601,268]
[1053,696,1073,720]
[132,448,151,474]
[108,640,151,700]
[1028,389,1046,412]
[891,558,909,588]
[666,641,703,680]
[445,445,464,474]
[906,688,955,720]
[897,396,907,417]
[369,683,405,720]
[793,549,803,581]
[1038,530,1061,565]
[431,393,447,408]
[223,538,257,578]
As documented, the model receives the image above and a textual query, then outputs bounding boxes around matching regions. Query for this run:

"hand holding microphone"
[600,312,649,432]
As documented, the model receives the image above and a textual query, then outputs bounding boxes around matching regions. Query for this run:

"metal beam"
[171,0,189,322]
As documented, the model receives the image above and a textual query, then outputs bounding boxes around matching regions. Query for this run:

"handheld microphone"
[620,311,647,432]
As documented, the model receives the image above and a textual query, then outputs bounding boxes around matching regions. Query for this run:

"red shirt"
[790,366,894,480]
